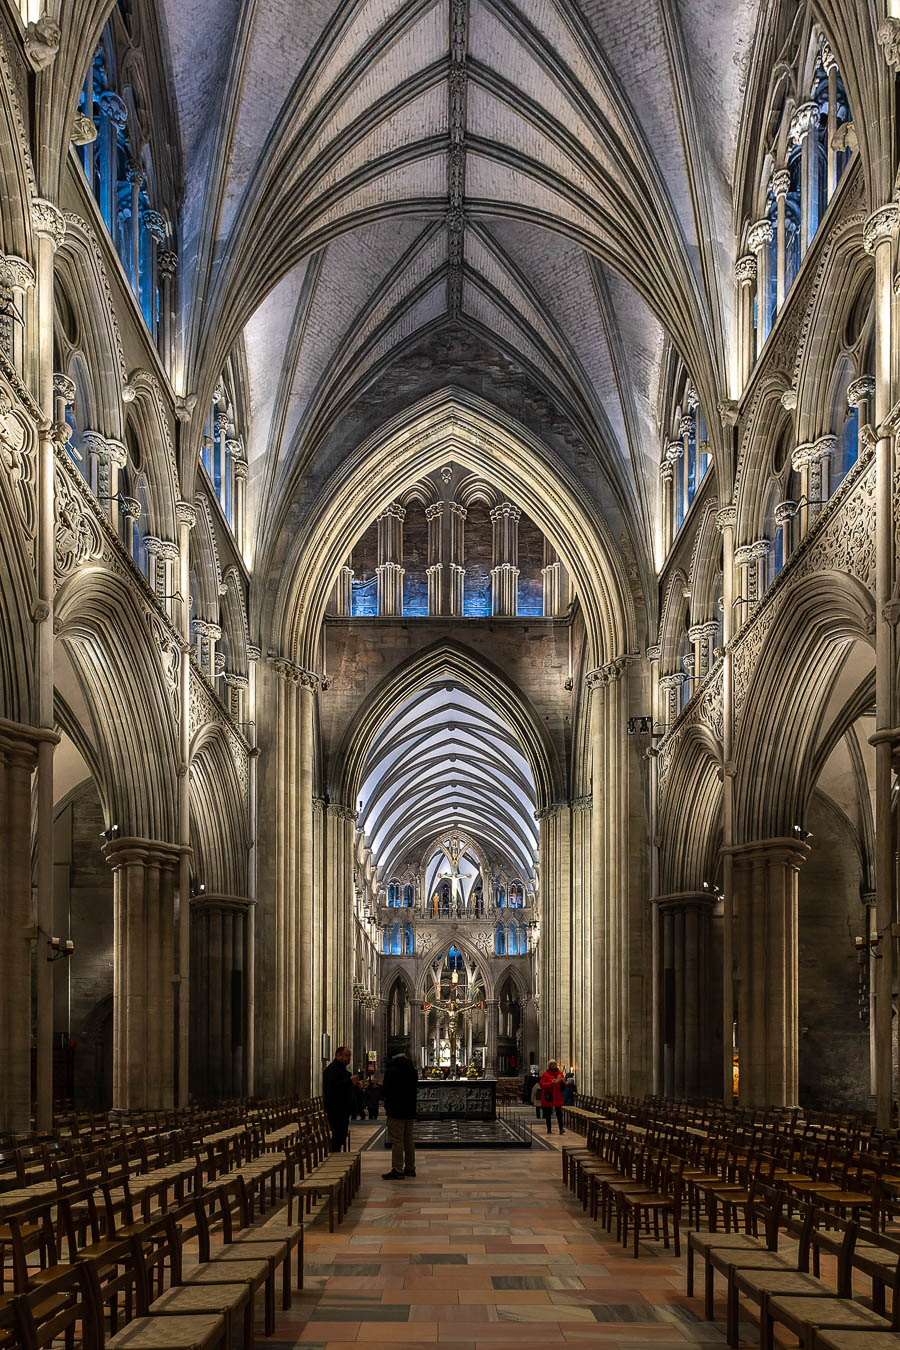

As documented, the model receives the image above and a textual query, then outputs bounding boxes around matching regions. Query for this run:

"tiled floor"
[258,1120,749,1350]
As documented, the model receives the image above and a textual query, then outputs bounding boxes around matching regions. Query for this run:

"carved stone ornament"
[175,500,197,530]
[665,439,683,461]
[863,205,900,256]
[772,169,791,199]
[747,218,774,253]
[53,373,76,404]
[734,254,757,285]
[71,113,97,147]
[2,256,34,291]
[790,102,819,142]
[715,505,737,533]
[30,199,65,250]
[877,16,900,72]
[141,210,167,243]
[24,14,60,70]
[781,388,798,411]
[0,389,36,537]
[847,376,876,407]
[54,457,104,580]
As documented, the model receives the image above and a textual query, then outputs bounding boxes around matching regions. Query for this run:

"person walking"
[322,1046,358,1152]
[382,1051,418,1179]
[540,1059,565,1135]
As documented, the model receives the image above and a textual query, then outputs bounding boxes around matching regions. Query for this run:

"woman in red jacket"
[539,1059,565,1135]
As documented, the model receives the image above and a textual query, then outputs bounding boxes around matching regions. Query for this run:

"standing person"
[530,1076,542,1120]
[364,1077,381,1120]
[382,1051,418,1179]
[563,1071,575,1106]
[540,1059,565,1135]
[322,1046,358,1152]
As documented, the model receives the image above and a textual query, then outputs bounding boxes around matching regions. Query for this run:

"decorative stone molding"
[877,16,900,71]
[98,91,127,129]
[772,168,791,199]
[30,199,65,250]
[734,254,757,285]
[142,210,167,244]
[847,376,875,407]
[158,250,178,279]
[715,506,736,533]
[645,644,661,662]
[272,657,318,690]
[774,501,795,527]
[781,388,798,411]
[71,113,97,146]
[489,502,521,522]
[747,218,774,252]
[175,500,197,530]
[53,373,76,404]
[679,416,693,438]
[790,102,819,142]
[665,439,683,461]
[24,15,60,70]
[2,257,34,291]
[246,645,261,662]
[864,205,900,255]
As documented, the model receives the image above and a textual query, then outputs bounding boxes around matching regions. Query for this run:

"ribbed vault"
[357,679,537,882]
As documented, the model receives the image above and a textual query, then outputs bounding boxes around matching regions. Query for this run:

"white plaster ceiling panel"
[302,0,435,115]
[467,82,617,198]
[601,265,666,480]
[241,261,312,469]
[462,282,558,388]
[675,0,757,198]
[216,0,341,233]
[298,85,448,209]
[294,12,448,181]
[160,0,243,168]
[273,220,428,460]
[468,5,623,179]
[465,154,599,242]
[348,229,448,355]
[302,155,446,241]
[345,282,448,388]
[463,230,571,376]
[572,0,699,255]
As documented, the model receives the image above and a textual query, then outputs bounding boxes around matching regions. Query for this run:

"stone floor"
[260,1118,755,1349]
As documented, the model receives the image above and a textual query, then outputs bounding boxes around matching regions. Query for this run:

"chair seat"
[106,1313,225,1349]
[217,1241,288,1263]
[150,1284,250,1316]
[688,1232,765,1256]
[711,1251,792,1274]
[182,1260,269,1289]
[768,1297,890,1331]
[248,1223,302,1245]
[817,1333,900,1350]
[735,1269,831,1296]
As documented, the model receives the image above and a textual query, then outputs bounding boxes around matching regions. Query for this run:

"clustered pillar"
[189,896,252,1099]
[654,892,715,1099]
[376,503,405,616]
[490,502,520,616]
[102,837,184,1111]
[730,838,808,1107]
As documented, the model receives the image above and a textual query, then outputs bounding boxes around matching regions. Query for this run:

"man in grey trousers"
[382,1051,418,1179]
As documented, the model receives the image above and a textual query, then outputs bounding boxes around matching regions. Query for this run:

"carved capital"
[847,376,876,407]
[53,373,76,404]
[734,254,757,285]
[490,502,521,522]
[733,544,756,568]
[158,250,178,279]
[666,439,684,462]
[747,218,774,253]
[772,168,791,199]
[679,415,693,439]
[864,205,900,256]
[750,538,772,560]
[24,14,60,71]
[774,501,796,527]
[715,505,737,533]
[659,673,686,689]
[246,645,261,662]
[645,644,661,661]
[877,16,900,72]
[175,500,197,530]
[790,101,819,142]
[98,91,128,129]
[31,199,65,249]
[142,209,167,243]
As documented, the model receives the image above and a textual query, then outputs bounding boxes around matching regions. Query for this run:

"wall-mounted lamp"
[96,494,141,518]
[47,935,75,963]
[99,824,120,842]
[792,824,813,842]
[702,881,723,897]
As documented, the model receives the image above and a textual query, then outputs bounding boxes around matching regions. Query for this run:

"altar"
[416,1078,496,1120]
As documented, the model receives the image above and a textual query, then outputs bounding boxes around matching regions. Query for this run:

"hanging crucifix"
[424,967,483,1072]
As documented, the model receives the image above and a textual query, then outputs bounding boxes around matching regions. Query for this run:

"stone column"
[847,375,875,433]
[189,895,251,1099]
[541,541,571,616]
[537,802,571,1068]
[157,250,177,373]
[680,415,693,522]
[748,218,774,346]
[821,42,839,198]
[376,502,405,616]
[0,255,35,379]
[175,500,195,1106]
[728,838,809,1108]
[102,837,183,1111]
[333,564,354,616]
[790,102,820,254]
[144,538,179,614]
[653,892,715,1099]
[716,505,737,1106]
[791,436,835,537]
[326,803,356,1053]
[772,169,791,309]
[751,538,772,604]
[734,254,757,387]
[733,544,755,629]
[660,462,675,557]
[0,722,51,1131]
[426,503,443,615]
[223,673,248,724]
[659,673,685,729]
[665,440,683,533]
[83,432,127,529]
[232,454,247,552]
[863,203,900,1127]
[126,165,143,289]
[688,622,718,682]
[485,999,499,1073]
[449,502,466,616]
[570,794,592,1086]
[775,501,795,570]
[490,502,520,616]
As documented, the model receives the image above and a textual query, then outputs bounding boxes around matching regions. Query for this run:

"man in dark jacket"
[322,1046,357,1152]
[382,1052,418,1179]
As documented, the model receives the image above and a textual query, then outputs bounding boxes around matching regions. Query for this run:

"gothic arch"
[733,571,875,843]
[658,727,723,894]
[274,389,637,671]
[55,214,126,438]
[189,723,249,896]
[332,638,559,815]
[658,569,689,674]
[54,567,179,839]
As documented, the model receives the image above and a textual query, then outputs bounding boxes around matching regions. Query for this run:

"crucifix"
[424,968,482,1072]
[437,834,465,913]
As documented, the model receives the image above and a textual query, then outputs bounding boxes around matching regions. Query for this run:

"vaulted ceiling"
[160,0,762,595]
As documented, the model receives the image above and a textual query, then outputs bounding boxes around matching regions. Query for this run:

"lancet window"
[201,365,248,547]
